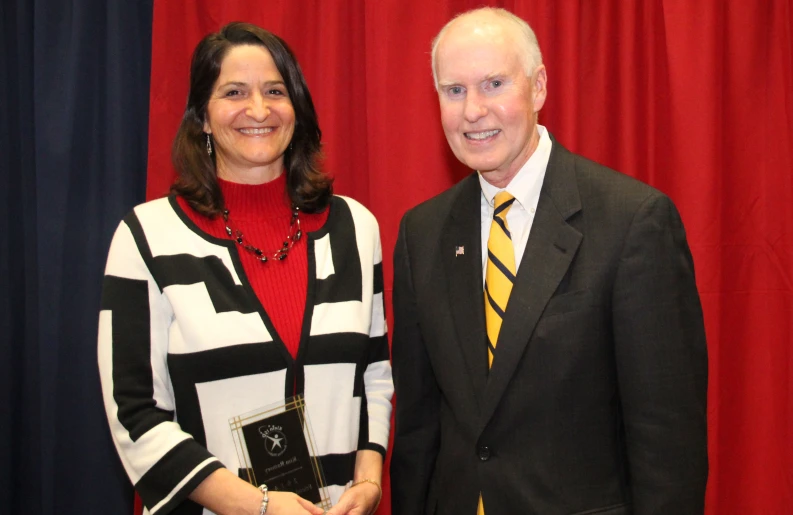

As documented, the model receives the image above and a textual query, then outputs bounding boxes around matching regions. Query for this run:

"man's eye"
[491,80,502,88]
[449,86,463,95]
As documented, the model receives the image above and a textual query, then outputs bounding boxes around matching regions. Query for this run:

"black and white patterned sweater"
[98,195,393,515]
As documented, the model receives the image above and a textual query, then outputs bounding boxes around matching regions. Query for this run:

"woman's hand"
[188,469,324,515]
[325,481,381,515]
[266,491,325,515]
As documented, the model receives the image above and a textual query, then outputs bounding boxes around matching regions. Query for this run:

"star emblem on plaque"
[259,425,288,457]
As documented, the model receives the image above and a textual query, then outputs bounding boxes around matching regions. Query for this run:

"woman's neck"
[215,159,284,185]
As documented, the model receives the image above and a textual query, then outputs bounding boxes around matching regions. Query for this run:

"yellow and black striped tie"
[484,191,517,368]
[478,191,516,515]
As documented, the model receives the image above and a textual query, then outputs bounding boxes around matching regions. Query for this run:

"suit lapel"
[480,141,584,429]
[441,173,488,406]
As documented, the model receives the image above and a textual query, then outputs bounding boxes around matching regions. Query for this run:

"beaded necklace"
[221,206,302,262]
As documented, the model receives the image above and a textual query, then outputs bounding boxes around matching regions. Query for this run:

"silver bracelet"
[258,484,269,515]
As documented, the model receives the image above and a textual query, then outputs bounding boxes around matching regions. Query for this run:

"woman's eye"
[224,90,241,97]
[491,80,502,88]
[268,89,285,96]
[449,86,463,95]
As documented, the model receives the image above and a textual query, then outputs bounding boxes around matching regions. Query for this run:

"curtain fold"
[1,0,153,512]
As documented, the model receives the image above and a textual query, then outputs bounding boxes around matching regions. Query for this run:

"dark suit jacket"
[390,139,708,515]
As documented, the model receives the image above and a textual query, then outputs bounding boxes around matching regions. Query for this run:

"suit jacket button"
[478,445,491,461]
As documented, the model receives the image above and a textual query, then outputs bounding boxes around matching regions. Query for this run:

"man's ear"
[532,65,547,113]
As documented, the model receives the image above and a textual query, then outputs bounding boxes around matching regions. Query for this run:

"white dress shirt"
[479,125,552,285]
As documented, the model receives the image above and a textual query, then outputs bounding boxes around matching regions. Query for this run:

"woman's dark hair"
[171,22,332,216]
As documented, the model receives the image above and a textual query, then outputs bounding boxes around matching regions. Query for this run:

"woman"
[98,22,392,515]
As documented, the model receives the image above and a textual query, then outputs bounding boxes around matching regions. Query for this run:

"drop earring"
[206,134,213,156]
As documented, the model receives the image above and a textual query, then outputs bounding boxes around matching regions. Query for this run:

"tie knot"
[493,191,516,216]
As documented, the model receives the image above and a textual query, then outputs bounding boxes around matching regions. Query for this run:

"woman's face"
[204,44,296,183]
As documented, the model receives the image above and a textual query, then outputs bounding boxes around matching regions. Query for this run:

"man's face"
[435,20,546,183]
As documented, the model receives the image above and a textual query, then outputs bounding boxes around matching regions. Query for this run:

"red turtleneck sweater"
[177,173,329,359]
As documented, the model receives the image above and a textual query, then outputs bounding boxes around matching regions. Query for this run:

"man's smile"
[465,129,501,140]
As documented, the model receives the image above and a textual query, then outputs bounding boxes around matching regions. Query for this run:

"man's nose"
[246,92,270,121]
[463,92,487,122]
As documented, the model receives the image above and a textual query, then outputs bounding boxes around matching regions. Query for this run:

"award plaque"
[230,395,331,511]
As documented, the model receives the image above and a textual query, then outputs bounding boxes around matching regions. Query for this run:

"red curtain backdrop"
[146,1,793,513]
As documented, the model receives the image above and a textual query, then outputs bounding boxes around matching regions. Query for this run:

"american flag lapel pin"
[455,245,465,257]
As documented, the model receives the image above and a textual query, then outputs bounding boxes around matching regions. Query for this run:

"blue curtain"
[1,0,153,512]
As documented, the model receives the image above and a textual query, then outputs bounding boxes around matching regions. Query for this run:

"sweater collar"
[218,172,292,221]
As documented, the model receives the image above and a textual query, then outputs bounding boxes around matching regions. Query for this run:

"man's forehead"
[436,30,519,83]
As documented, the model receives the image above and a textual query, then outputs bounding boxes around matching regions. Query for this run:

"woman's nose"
[246,92,270,121]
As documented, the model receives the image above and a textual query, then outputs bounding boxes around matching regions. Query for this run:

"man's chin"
[465,161,502,175]
[453,152,496,171]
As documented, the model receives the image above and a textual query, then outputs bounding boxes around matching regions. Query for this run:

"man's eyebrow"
[482,73,507,81]
[437,74,507,89]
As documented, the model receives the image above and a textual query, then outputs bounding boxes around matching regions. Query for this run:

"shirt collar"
[478,125,552,210]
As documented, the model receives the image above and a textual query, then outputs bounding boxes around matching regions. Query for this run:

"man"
[390,7,708,515]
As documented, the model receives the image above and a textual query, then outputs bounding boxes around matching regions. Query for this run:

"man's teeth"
[466,129,499,140]
[239,128,274,135]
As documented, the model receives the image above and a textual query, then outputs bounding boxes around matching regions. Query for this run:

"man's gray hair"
[430,7,543,90]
